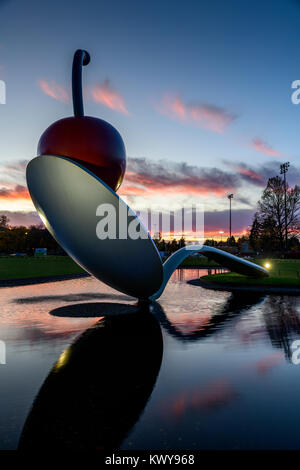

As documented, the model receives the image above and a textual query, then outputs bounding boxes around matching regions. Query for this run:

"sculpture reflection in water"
[18,293,299,450]
[152,293,266,343]
[18,302,163,450]
[263,296,300,361]
[154,293,300,364]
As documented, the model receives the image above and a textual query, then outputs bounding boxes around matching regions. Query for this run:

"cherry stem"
[72,49,90,117]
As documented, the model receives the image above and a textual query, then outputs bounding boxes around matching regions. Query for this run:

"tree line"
[249,176,300,254]
[0,216,63,255]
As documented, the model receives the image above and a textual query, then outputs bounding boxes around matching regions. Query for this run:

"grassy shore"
[0,256,85,280]
[202,259,300,287]
[2,254,299,287]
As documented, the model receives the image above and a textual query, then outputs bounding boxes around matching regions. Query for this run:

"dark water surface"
[1,269,300,450]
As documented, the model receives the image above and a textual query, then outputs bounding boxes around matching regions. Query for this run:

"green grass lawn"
[0,256,85,280]
[202,259,300,287]
[0,254,218,281]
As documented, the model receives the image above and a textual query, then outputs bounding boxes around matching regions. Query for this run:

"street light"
[280,162,290,251]
[227,194,234,238]
[219,231,224,242]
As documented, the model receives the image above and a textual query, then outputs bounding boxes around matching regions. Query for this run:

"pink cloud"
[0,211,40,227]
[160,379,237,419]
[161,95,186,121]
[38,79,70,104]
[255,353,284,375]
[237,167,262,181]
[225,162,263,185]
[158,94,236,133]
[251,138,283,157]
[0,184,30,200]
[91,79,128,114]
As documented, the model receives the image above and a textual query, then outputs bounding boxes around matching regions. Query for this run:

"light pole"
[227,194,234,239]
[280,162,290,251]
[219,231,224,242]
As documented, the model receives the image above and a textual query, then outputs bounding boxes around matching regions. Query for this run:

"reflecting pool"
[1,269,300,450]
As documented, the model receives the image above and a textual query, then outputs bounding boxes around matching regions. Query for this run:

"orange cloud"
[91,79,128,114]
[0,184,30,200]
[251,138,283,157]
[158,94,236,133]
[119,185,149,196]
[38,79,70,104]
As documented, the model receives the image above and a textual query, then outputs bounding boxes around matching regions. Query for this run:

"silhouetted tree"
[0,215,9,231]
[178,236,186,248]
[204,239,218,247]
[249,215,261,251]
[0,224,63,255]
[237,235,249,250]
[250,176,300,252]
[153,234,185,254]
[226,236,237,247]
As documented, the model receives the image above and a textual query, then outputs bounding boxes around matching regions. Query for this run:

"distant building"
[34,248,47,257]
[219,246,239,255]
[241,241,254,255]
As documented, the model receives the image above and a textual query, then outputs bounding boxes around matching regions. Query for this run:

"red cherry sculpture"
[37,50,126,192]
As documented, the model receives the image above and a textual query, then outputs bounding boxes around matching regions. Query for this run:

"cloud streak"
[120,157,238,197]
[224,161,264,186]
[0,159,28,186]
[224,160,300,188]
[158,94,237,133]
[251,138,283,157]
[38,79,70,104]
[91,79,128,114]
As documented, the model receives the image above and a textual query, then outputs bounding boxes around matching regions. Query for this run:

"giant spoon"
[27,50,268,300]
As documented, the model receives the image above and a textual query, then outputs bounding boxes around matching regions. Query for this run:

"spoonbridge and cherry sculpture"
[26,50,268,301]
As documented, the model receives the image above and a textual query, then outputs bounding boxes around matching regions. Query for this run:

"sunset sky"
[0,0,300,238]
